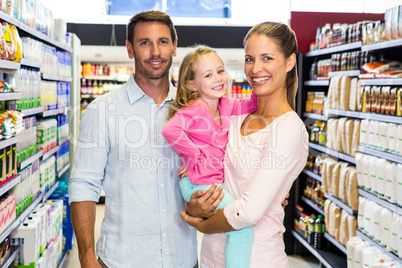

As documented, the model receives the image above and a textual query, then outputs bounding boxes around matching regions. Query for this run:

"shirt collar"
[125,74,177,105]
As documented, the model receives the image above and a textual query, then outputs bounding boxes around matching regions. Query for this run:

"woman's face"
[244,34,294,98]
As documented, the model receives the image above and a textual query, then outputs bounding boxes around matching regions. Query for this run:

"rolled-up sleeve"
[69,101,110,204]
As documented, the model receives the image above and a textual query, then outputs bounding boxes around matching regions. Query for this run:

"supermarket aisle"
[63,204,320,268]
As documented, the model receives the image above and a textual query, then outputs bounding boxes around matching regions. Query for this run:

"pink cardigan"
[162,96,256,185]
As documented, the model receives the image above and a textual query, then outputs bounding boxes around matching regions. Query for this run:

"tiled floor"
[63,204,320,268]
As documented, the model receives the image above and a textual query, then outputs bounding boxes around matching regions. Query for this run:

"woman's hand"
[186,183,224,218]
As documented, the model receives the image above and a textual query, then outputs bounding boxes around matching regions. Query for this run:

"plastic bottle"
[307,215,316,245]
[314,215,324,249]
[318,123,326,146]
[299,213,307,238]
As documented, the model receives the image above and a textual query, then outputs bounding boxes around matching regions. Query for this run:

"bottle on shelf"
[308,215,317,245]
[87,79,92,94]
[92,80,98,95]
[81,78,87,94]
[314,215,325,249]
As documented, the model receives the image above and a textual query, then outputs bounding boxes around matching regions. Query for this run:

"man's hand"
[180,210,205,230]
[282,193,290,209]
[186,184,224,218]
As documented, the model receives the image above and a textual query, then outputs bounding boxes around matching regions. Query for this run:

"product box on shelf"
[0,193,16,234]
[10,220,40,267]
[30,208,47,255]
[49,193,74,250]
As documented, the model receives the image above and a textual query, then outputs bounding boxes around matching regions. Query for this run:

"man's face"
[126,21,177,81]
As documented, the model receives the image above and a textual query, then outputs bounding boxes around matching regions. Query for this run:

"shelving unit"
[323,193,357,216]
[326,109,402,124]
[18,151,43,169]
[292,230,347,268]
[323,233,347,255]
[358,189,402,215]
[58,164,70,178]
[301,196,325,215]
[303,113,328,121]
[42,182,59,202]
[358,146,402,164]
[0,92,22,101]
[309,143,356,164]
[356,230,402,265]
[329,70,361,77]
[82,75,129,82]
[304,80,330,86]
[0,175,20,197]
[359,78,402,86]
[0,59,20,70]
[361,38,402,52]
[19,58,41,69]
[0,136,21,151]
[42,146,60,161]
[41,73,73,83]
[302,169,322,182]
[306,41,362,57]
[20,107,44,117]
[1,246,20,268]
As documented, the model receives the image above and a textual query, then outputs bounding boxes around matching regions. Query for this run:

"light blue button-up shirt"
[69,75,198,267]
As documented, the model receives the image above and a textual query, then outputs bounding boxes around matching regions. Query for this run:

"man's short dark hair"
[126,11,177,44]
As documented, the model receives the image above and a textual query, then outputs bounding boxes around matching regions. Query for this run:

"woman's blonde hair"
[244,22,298,110]
[168,45,230,119]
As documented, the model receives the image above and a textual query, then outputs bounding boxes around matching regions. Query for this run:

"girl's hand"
[186,184,224,218]
[177,164,189,178]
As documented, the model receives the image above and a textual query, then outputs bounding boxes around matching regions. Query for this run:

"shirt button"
[162,233,166,237]
[161,209,166,213]
[160,184,164,187]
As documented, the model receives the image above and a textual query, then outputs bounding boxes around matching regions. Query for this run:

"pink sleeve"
[162,105,202,169]
[223,119,309,229]
[230,90,258,115]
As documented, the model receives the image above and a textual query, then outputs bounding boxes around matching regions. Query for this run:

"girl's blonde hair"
[168,45,231,119]
[244,22,298,110]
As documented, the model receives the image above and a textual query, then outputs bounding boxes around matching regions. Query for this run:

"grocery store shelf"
[58,250,70,268]
[58,135,71,146]
[304,80,330,86]
[0,136,21,151]
[306,42,362,57]
[361,38,402,52]
[309,143,356,164]
[324,193,357,216]
[292,230,347,268]
[360,78,402,86]
[324,232,347,255]
[41,145,59,161]
[301,196,324,215]
[327,109,402,124]
[358,145,402,164]
[0,175,20,198]
[19,151,43,169]
[20,106,44,117]
[0,11,72,53]
[42,182,59,202]
[82,75,129,82]
[302,169,322,182]
[0,59,20,70]
[19,58,41,69]
[304,113,328,121]
[58,164,70,178]
[0,193,43,244]
[42,108,60,117]
[358,189,402,216]
[0,92,22,101]
[356,229,402,265]
[81,94,98,99]
[328,70,361,77]
[41,73,73,82]
[1,246,20,268]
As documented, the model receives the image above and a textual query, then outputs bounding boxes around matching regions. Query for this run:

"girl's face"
[189,53,228,103]
[244,34,294,98]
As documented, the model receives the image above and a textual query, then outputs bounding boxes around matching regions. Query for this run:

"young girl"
[162,46,257,267]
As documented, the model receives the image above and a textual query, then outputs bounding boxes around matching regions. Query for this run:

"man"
[69,11,222,268]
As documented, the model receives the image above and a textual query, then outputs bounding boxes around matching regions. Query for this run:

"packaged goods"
[379,122,389,152]
[328,77,341,109]
[372,203,382,243]
[382,86,391,114]
[360,119,369,147]
[345,119,355,155]
[385,162,397,203]
[331,162,342,197]
[375,158,387,198]
[358,196,366,231]
[339,163,350,202]
[388,123,398,154]
[380,207,393,250]
[339,76,351,110]
[364,200,375,237]
[374,70,402,79]
[1,22,15,60]
[361,247,381,268]
[354,240,371,267]
[347,214,357,241]
[398,88,402,117]
[362,61,402,74]
[385,8,393,40]
[346,236,362,268]
[397,164,402,206]
[355,153,364,189]
[369,156,378,195]
[389,88,398,115]
[398,125,402,155]
[324,199,332,233]
[351,120,360,156]
[368,120,378,149]
[338,118,348,153]
[349,78,359,111]
[399,214,402,258]
[391,213,399,255]
[339,210,349,246]
[358,86,367,112]
[347,168,359,210]
[10,25,20,62]
[329,202,341,240]
[391,5,400,39]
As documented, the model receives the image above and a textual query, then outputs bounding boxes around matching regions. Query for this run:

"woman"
[181,21,309,267]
